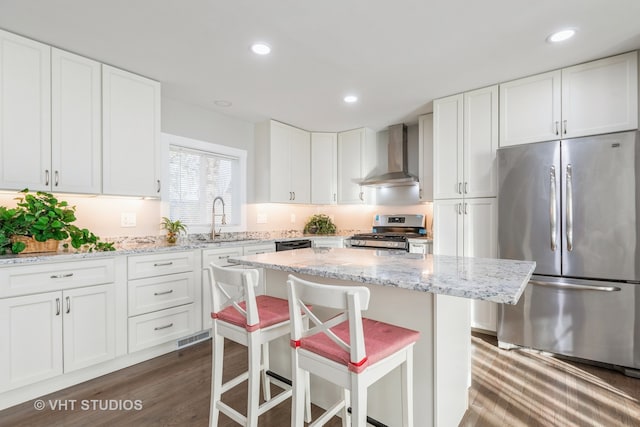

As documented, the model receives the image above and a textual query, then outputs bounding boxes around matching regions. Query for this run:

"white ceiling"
[1,0,639,132]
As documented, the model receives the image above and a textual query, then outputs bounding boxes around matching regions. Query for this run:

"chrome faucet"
[211,196,226,239]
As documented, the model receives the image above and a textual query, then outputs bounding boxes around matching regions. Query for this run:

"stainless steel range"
[347,214,428,251]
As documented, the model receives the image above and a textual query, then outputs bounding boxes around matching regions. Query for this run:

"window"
[162,133,246,233]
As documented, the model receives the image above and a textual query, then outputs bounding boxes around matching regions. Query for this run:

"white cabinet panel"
[499,70,561,147]
[0,291,62,392]
[500,51,638,147]
[433,199,463,257]
[433,94,463,200]
[337,127,376,204]
[463,86,498,198]
[0,29,51,191]
[562,51,638,138]
[311,132,337,204]
[418,114,433,201]
[255,120,311,203]
[51,48,101,194]
[128,272,195,317]
[62,284,115,373]
[128,304,196,353]
[102,65,160,197]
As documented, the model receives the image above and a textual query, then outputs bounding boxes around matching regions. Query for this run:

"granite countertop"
[0,234,353,266]
[228,247,536,304]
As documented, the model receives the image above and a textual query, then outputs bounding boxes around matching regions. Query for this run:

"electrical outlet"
[257,213,268,224]
[121,212,136,227]
[290,213,296,223]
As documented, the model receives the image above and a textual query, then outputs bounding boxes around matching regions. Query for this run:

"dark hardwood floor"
[2,332,639,426]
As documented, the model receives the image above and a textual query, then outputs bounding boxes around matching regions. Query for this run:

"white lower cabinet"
[127,251,199,352]
[433,198,498,332]
[408,240,433,254]
[0,259,118,393]
[311,237,344,248]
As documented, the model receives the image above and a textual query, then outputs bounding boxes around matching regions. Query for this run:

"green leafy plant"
[303,214,336,235]
[0,189,115,255]
[161,217,188,244]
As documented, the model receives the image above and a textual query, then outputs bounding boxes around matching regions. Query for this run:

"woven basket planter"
[10,236,59,254]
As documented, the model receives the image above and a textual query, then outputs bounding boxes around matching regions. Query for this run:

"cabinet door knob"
[157,180,161,193]
[554,121,559,136]
[66,296,71,314]
[56,298,61,316]
[464,202,469,215]
[464,182,469,194]
[458,182,462,194]
[54,171,59,187]
[563,120,567,135]
[45,170,50,186]
[292,191,296,200]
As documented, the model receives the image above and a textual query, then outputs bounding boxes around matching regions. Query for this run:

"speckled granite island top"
[228,248,536,304]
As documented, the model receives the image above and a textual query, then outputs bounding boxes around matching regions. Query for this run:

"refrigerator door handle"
[566,164,573,251]
[549,165,557,251]
[530,280,621,292]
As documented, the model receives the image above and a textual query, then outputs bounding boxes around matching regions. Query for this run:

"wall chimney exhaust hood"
[360,123,418,187]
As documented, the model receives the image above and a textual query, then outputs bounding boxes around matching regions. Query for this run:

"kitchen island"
[229,248,535,427]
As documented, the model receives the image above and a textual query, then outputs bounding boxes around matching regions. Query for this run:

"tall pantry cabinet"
[433,85,499,333]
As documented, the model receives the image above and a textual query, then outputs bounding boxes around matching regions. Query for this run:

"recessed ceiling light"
[344,95,358,103]
[547,29,576,43]
[250,43,271,55]
[214,100,232,107]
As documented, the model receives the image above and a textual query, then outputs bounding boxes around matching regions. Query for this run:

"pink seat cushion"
[214,295,291,331]
[299,318,420,373]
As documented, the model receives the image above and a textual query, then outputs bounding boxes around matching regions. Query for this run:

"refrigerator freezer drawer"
[498,276,640,369]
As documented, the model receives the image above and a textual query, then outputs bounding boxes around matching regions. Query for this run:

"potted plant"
[303,214,337,235]
[0,189,115,255]
[161,217,188,244]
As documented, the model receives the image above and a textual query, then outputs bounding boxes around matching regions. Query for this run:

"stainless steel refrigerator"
[497,130,640,374]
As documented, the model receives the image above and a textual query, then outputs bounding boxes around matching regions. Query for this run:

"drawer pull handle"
[66,296,71,314]
[56,298,61,316]
[153,262,174,267]
[154,323,174,331]
[154,289,174,296]
[51,273,74,279]
[218,255,230,259]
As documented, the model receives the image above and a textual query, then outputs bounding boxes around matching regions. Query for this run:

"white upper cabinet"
[433,94,463,200]
[463,85,499,198]
[255,120,311,204]
[499,70,561,147]
[311,132,337,204]
[561,52,638,139]
[434,85,498,200]
[51,48,101,194]
[0,29,51,191]
[500,51,638,146]
[102,65,161,197]
[337,127,376,204]
[418,114,433,202]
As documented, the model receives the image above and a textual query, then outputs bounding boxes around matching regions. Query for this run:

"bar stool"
[287,274,420,427]
[207,264,310,427]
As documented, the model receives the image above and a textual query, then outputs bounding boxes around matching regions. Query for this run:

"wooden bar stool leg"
[341,389,350,427]
[261,342,272,401]
[402,349,414,427]
[247,334,261,427]
[290,348,305,427]
[210,335,224,427]
[350,375,367,427]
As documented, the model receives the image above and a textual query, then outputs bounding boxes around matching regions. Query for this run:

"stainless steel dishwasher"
[275,239,312,251]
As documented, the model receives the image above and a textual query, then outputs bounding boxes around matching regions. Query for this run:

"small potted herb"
[303,214,336,235]
[0,189,115,255]
[161,217,188,244]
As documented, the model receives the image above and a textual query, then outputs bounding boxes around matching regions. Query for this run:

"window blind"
[168,146,237,228]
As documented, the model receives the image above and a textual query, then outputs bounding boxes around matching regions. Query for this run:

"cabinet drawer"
[243,243,275,255]
[128,304,196,352]
[128,272,195,316]
[202,247,244,268]
[128,251,195,280]
[0,258,116,298]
